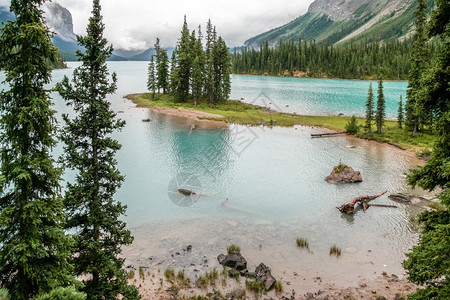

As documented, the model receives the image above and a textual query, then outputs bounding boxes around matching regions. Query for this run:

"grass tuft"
[164,268,175,283]
[227,244,241,254]
[296,237,309,250]
[329,245,342,257]
[139,266,145,280]
[245,279,267,295]
[274,280,284,294]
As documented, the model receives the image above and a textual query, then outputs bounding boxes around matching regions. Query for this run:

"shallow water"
[1,62,422,286]
[230,74,407,118]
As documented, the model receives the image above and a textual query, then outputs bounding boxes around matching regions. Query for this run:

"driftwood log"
[338,191,389,214]
[178,188,196,196]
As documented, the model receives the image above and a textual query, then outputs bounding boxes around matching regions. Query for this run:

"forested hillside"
[233,38,442,80]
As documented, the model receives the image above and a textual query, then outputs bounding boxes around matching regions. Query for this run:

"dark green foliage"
[408,112,450,207]
[404,67,450,299]
[56,0,139,299]
[169,17,231,105]
[0,1,75,299]
[211,36,231,103]
[154,38,169,93]
[33,287,86,300]
[398,95,404,128]
[345,115,360,135]
[375,78,385,134]
[191,27,205,105]
[204,19,215,104]
[172,16,192,102]
[421,0,450,120]
[147,55,157,97]
[406,0,428,136]
[232,37,441,80]
[365,83,374,133]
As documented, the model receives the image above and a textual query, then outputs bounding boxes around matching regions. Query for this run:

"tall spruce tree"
[375,78,385,134]
[398,95,404,128]
[147,55,157,98]
[403,2,450,297]
[173,16,193,102]
[169,49,178,93]
[211,36,231,103]
[405,0,428,136]
[154,38,169,93]
[205,19,216,104]
[56,1,140,299]
[0,0,75,299]
[191,27,205,105]
[421,0,450,118]
[364,83,374,133]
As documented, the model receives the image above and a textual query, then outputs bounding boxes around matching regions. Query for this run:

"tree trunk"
[337,191,387,214]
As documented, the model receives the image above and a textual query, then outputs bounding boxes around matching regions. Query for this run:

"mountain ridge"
[244,0,432,48]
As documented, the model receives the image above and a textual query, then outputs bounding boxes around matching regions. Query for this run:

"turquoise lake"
[1,61,423,285]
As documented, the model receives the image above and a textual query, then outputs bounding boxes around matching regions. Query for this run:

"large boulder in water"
[325,163,362,184]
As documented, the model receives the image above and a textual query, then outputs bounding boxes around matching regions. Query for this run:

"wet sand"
[124,217,421,299]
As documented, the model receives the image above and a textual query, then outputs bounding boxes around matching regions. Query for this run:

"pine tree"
[154,38,169,93]
[211,36,231,103]
[205,19,215,104]
[191,27,205,105]
[147,55,157,98]
[421,0,450,118]
[169,49,177,93]
[56,1,140,299]
[398,95,404,128]
[375,78,385,134]
[403,4,450,297]
[405,0,428,136]
[364,83,374,133]
[0,1,75,298]
[173,16,192,102]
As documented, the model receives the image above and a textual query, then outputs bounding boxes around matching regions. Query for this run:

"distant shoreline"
[231,72,409,82]
[125,93,434,155]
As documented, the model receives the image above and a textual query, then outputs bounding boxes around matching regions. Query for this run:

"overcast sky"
[0,0,314,50]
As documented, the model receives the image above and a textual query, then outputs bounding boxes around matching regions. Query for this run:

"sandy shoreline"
[125,217,420,299]
[128,93,227,130]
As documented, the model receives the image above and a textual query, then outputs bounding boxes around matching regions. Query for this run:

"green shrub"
[33,287,86,300]
[0,288,9,300]
[345,115,360,134]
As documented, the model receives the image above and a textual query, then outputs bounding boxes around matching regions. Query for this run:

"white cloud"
[2,0,314,50]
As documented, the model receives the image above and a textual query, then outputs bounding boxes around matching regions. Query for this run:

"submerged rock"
[388,193,424,204]
[325,164,362,184]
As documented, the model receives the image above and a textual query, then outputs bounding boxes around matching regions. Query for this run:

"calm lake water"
[1,61,422,284]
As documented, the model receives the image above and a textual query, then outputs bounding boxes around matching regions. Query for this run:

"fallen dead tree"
[337,191,392,214]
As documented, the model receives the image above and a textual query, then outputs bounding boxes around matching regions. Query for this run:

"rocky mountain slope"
[244,0,433,48]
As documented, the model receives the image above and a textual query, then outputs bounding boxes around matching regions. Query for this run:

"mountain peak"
[43,2,76,42]
[244,0,423,48]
